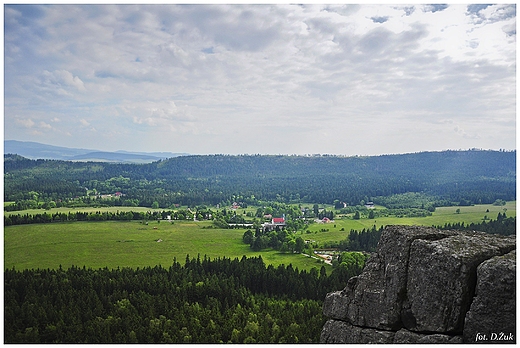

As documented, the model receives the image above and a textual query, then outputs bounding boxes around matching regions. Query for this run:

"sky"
[4,4,516,156]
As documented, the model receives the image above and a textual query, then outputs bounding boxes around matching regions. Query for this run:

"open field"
[4,202,515,272]
[4,220,326,272]
[304,201,516,243]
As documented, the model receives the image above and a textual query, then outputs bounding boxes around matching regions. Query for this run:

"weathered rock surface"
[322,226,457,330]
[463,250,516,343]
[320,320,465,344]
[321,225,515,344]
[393,328,463,344]
[320,319,395,343]
[403,232,515,333]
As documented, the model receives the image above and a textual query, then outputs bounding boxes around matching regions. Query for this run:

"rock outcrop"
[321,225,516,344]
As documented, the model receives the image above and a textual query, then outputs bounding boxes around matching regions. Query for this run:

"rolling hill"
[4,149,516,208]
[4,140,188,163]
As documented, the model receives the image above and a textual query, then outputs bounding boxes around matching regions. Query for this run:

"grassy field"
[304,201,516,243]
[4,220,325,272]
[4,201,515,272]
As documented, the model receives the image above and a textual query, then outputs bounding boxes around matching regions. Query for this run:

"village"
[226,202,340,265]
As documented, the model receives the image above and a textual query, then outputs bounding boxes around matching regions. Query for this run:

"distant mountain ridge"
[4,140,188,163]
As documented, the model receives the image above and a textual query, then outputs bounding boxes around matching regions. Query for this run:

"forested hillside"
[5,255,364,343]
[4,150,515,209]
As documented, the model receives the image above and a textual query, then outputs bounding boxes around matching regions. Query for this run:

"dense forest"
[4,150,516,210]
[5,254,365,343]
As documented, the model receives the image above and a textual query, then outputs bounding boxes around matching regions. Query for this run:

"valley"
[4,149,516,343]
[5,201,515,271]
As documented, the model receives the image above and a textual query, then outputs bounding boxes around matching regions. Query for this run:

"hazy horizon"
[4,138,514,158]
[4,4,516,156]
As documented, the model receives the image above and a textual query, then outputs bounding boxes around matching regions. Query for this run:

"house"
[365,202,375,209]
[272,217,286,225]
[261,216,287,232]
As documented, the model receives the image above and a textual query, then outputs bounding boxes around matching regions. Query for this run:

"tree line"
[321,214,516,253]
[5,150,516,210]
[319,226,384,252]
[4,201,330,229]
[436,213,515,236]
[4,210,192,226]
[5,254,364,343]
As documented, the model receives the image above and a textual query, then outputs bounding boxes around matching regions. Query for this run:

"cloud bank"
[4,4,516,155]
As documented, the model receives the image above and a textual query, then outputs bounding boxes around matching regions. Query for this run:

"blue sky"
[4,4,516,155]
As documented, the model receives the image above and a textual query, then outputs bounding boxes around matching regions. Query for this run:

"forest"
[5,254,366,343]
[4,150,516,210]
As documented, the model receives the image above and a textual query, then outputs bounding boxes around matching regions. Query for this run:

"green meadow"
[4,201,515,272]
[303,201,516,244]
[4,220,324,272]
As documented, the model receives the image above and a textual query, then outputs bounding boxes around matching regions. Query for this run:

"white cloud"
[54,70,86,91]
[3,4,516,155]
[454,125,481,139]
[34,70,86,98]
[15,118,35,128]
[39,121,52,130]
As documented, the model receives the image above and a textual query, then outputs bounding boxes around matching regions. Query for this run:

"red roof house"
[272,217,285,225]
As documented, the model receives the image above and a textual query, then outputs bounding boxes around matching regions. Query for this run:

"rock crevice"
[321,225,516,344]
